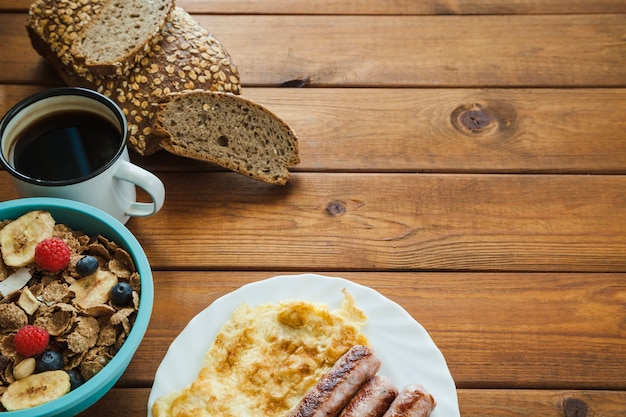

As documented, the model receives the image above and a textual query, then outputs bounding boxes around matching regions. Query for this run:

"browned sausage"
[381,384,436,417]
[288,345,382,417]
[338,375,399,417]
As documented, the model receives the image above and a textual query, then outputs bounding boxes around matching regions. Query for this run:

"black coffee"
[12,110,121,182]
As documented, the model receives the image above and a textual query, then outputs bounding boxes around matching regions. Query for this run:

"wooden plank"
[74,387,626,417]
[0,172,614,272]
[0,85,54,114]
[182,0,626,14]
[5,0,626,15]
[2,14,625,87]
[75,387,626,417]
[2,172,622,272]
[238,88,626,173]
[113,272,626,388]
[0,13,60,85]
[131,173,626,272]
[456,389,626,417]
[4,85,626,174]
[199,14,626,87]
[75,388,149,417]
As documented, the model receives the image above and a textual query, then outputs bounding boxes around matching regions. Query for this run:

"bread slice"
[70,0,175,76]
[154,91,300,185]
[27,2,241,155]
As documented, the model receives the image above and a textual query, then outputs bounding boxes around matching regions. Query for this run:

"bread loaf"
[70,0,175,76]
[27,0,300,184]
[154,90,300,185]
[26,1,241,155]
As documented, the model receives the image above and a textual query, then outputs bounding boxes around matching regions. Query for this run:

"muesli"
[0,210,140,411]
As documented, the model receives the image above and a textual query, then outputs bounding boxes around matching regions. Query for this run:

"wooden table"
[1,1,626,416]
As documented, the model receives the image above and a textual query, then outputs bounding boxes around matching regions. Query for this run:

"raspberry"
[14,325,49,357]
[35,237,71,272]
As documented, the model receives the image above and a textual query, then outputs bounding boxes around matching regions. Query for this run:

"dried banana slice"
[69,270,118,309]
[1,370,70,410]
[0,210,55,267]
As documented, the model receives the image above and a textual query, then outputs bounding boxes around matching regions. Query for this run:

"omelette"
[152,290,369,417]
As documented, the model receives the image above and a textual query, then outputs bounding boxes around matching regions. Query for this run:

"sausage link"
[288,345,381,417]
[338,375,398,417]
[381,384,436,417]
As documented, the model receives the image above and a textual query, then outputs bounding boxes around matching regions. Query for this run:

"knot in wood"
[451,103,496,135]
[450,101,517,138]
[563,397,588,417]
[459,109,493,133]
[327,200,346,216]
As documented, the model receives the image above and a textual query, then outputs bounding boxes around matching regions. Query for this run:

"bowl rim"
[0,197,154,416]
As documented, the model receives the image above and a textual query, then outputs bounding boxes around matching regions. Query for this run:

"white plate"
[148,274,460,417]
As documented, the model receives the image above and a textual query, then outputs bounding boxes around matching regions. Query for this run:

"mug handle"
[114,161,165,217]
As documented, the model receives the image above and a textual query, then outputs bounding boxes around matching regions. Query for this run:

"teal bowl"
[0,197,154,416]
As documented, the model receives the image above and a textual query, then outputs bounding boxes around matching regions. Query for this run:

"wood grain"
[2,171,614,272]
[197,14,626,87]
[4,85,626,173]
[2,13,625,87]
[456,389,626,417]
[115,172,626,272]
[0,13,61,84]
[182,0,626,14]
[4,0,626,15]
[213,87,626,173]
[74,387,626,417]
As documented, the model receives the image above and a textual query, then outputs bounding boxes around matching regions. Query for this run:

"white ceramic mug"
[0,87,165,224]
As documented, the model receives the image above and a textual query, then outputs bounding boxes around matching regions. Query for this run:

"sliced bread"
[70,0,175,76]
[154,90,300,185]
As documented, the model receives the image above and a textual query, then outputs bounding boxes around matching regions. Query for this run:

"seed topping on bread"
[70,0,175,76]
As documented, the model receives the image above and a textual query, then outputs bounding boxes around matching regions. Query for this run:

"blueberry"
[67,369,84,390]
[110,282,133,306]
[36,350,63,372]
[76,255,99,277]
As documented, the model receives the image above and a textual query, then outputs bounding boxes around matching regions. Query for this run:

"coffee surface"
[12,111,120,182]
